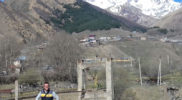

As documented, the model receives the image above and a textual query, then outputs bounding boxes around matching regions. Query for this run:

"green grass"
[122,86,171,100]
[0,84,14,90]
[162,71,182,87]
[111,40,182,77]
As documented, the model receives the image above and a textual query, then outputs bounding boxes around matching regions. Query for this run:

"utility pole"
[160,59,162,85]
[157,58,162,85]
[130,57,133,67]
[167,55,169,65]
[138,58,142,86]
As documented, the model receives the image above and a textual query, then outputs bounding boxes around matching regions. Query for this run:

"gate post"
[77,61,83,91]
[106,59,113,100]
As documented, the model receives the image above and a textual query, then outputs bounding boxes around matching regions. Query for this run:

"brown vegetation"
[0,35,23,72]
[42,32,82,82]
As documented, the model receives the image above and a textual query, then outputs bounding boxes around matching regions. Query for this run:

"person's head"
[43,82,49,91]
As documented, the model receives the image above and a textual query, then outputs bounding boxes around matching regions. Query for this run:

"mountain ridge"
[0,0,147,43]
[156,7,182,38]
[84,0,181,18]
[84,0,182,26]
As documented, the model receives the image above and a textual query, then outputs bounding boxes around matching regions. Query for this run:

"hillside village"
[1,30,182,99]
[1,0,182,100]
[79,33,182,47]
[1,31,182,78]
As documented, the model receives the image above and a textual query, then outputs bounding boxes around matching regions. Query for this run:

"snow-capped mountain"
[84,0,181,18]
[84,0,182,26]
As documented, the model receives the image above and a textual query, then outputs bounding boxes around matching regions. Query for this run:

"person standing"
[36,82,59,100]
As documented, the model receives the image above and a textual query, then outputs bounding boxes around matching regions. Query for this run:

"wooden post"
[15,80,18,100]
[130,57,133,71]
[139,58,142,86]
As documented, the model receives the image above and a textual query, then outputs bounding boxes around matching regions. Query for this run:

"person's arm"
[35,92,41,100]
[52,91,59,100]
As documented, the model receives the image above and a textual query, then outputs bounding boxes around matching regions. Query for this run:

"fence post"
[138,58,143,86]
[15,80,18,100]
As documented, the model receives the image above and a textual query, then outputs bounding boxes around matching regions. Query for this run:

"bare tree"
[43,32,82,82]
[0,35,23,73]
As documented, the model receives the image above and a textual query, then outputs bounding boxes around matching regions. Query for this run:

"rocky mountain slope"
[0,0,61,43]
[156,8,182,37]
[0,0,147,43]
[1,0,78,43]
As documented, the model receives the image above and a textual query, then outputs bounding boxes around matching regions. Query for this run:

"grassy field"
[122,86,171,100]
[0,84,14,90]
[111,40,182,77]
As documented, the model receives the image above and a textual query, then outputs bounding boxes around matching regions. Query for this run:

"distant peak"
[84,0,182,18]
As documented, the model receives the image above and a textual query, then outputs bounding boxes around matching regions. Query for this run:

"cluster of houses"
[80,35,98,47]
[10,56,26,74]
[80,34,124,47]
[160,37,182,44]
[0,56,26,76]
[80,34,157,47]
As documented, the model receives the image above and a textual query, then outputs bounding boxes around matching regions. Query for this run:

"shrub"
[170,29,175,32]
[0,75,17,84]
[42,33,81,83]
[96,66,132,100]
[158,28,168,34]
[113,67,132,100]
[121,89,139,100]
[151,26,160,29]
[18,68,43,86]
